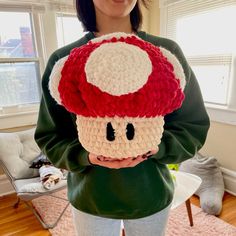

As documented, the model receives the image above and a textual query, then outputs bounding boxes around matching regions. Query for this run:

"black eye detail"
[126,123,135,140]
[106,122,115,141]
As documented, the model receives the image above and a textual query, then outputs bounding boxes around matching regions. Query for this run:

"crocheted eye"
[126,123,135,141]
[106,122,115,141]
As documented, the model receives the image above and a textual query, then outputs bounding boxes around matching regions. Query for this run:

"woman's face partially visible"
[93,0,138,18]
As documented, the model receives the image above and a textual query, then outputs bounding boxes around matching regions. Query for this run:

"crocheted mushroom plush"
[49,33,186,159]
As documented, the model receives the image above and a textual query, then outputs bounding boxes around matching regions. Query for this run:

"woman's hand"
[88,150,158,169]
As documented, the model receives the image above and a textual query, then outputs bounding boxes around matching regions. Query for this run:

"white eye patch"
[159,47,186,90]
[49,56,69,104]
[85,42,152,96]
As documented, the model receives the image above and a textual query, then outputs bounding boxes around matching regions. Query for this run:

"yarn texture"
[49,32,186,158]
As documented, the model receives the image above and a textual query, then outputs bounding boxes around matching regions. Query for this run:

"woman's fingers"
[126,155,147,167]
[92,156,145,169]
[88,149,159,169]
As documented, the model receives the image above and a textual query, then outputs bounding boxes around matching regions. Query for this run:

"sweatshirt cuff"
[150,142,166,161]
[78,148,91,166]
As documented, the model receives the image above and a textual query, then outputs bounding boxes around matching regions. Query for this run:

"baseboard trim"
[0,175,14,196]
[220,167,236,196]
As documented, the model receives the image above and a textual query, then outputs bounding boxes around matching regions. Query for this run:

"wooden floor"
[0,192,236,236]
[191,192,236,227]
[0,194,50,236]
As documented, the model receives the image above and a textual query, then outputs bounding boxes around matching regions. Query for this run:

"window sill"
[206,104,236,126]
[0,106,39,130]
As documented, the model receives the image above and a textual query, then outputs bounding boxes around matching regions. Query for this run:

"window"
[0,2,88,129]
[160,0,236,125]
[56,14,86,48]
[0,11,41,110]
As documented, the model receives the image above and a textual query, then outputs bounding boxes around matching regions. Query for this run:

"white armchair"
[0,128,69,229]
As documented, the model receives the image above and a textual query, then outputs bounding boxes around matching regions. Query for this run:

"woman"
[35,0,210,235]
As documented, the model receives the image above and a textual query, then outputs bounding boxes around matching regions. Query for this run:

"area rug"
[32,189,236,236]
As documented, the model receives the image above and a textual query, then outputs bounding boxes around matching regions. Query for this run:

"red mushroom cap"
[58,35,185,118]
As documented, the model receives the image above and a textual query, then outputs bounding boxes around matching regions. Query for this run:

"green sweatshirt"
[35,31,210,219]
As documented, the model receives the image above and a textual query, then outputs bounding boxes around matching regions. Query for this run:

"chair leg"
[24,200,70,229]
[185,198,193,226]
[13,197,21,209]
[122,228,125,236]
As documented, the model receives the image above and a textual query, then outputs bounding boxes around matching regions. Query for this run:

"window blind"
[0,2,45,13]
[46,3,75,13]
[161,0,236,39]
[187,55,232,66]
[160,0,236,8]
[160,0,236,108]
[0,0,75,13]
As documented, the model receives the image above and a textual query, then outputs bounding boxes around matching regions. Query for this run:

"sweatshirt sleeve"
[151,43,210,164]
[34,51,91,172]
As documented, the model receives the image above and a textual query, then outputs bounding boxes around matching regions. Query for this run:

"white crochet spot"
[160,47,186,90]
[85,42,152,96]
[76,116,164,159]
[49,56,69,104]
[90,32,139,43]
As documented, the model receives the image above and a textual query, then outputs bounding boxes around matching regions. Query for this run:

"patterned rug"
[32,189,236,236]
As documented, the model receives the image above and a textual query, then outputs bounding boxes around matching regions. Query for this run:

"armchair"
[0,128,69,229]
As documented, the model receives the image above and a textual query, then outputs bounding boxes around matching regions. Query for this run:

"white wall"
[201,122,236,171]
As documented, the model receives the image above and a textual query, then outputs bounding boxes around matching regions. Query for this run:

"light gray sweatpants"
[72,203,171,236]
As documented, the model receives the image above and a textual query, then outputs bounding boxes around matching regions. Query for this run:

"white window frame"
[0,4,47,129]
[160,0,236,126]
[56,12,86,48]
[0,1,76,129]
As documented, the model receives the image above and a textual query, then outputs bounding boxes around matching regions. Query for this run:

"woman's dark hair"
[75,0,150,32]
